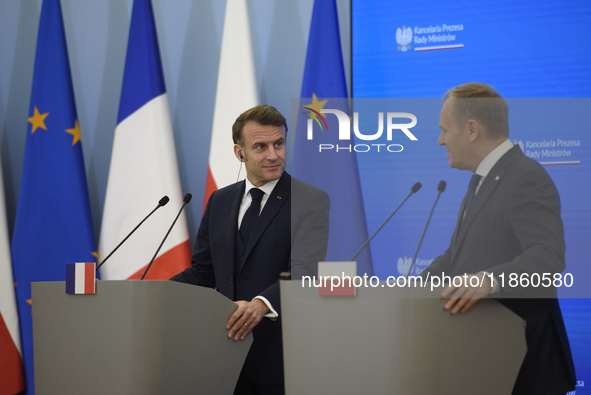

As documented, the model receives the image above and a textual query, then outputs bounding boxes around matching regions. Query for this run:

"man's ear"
[466,119,481,143]
[233,144,244,161]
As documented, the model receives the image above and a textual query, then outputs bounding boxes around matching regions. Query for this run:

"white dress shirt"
[473,139,514,194]
[239,176,280,319]
[238,177,279,227]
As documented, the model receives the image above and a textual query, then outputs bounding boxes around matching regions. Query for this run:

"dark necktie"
[463,174,482,220]
[240,188,264,244]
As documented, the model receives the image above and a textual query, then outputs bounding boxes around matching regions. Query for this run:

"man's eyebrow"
[250,136,284,147]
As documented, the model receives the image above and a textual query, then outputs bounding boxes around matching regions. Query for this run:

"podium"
[280,280,527,395]
[32,280,252,395]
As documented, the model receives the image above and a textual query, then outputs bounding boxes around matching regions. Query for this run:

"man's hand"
[441,273,493,314]
[226,299,270,341]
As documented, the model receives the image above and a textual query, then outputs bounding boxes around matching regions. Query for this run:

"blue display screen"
[353,0,591,390]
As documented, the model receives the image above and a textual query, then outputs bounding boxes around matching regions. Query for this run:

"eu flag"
[292,0,373,275]
[11,0,97,392]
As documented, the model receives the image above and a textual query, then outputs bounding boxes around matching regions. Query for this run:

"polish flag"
[0,157,26,394]
[98,0,191,280]
[204,0,259,210]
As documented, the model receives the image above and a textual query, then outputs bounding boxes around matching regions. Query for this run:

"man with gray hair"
[422,83,576,394]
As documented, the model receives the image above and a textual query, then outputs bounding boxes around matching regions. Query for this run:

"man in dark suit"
[422,83,576,394]
[171,105,329,395]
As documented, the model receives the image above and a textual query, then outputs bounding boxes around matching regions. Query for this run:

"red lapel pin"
[277,196,281,199]
[495,175,500,181]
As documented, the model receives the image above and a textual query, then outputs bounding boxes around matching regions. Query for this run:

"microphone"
[141,193,193,280]
[350,182,422,261]
[406,181,446,278]
[96,196,169,271]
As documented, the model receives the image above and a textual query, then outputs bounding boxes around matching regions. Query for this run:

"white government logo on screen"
[397,256,413,274]
[396,26,413,52]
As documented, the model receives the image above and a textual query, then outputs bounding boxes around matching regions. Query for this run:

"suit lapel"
[240,173,290,270]
[227,181,245,272]
[451,194,468,249]
[452,146,522,256]
[452,168,505,256]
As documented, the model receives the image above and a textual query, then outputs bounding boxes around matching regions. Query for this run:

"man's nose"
[437,132,445,146]
[267,147,278,160]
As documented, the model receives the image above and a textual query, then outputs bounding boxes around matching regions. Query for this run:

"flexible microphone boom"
[350,182,422,261]
[96,196,170,271]
[406,181,446,278]
[141,193,193,280]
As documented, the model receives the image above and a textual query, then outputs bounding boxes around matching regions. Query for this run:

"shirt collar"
[475,139,514,179]
[243,176,279,199]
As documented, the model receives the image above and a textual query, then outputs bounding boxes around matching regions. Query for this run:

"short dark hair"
[444,83,509,138]
[232,105,288,146]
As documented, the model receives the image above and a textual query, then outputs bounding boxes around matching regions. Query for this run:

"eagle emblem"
[396,26,413,52]
[397,256,413,275]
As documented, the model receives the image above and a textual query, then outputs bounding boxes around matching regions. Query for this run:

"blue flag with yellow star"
[11,0,97,392]
[292,0,373,275]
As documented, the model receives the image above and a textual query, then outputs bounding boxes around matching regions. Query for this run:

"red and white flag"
[0,156,26,394]
[203,0,259,209]
[98,0,191,280]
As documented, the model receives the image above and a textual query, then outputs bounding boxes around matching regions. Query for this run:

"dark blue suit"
[172,172,329,387]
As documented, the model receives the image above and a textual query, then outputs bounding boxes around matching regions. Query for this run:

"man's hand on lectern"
[441,272,492,314]
[226,299,270,341]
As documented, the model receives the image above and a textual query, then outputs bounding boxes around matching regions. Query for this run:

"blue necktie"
[463,174,482,220]
[240,188,264,244]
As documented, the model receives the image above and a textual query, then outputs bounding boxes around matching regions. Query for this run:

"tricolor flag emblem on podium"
[66,262,96,294]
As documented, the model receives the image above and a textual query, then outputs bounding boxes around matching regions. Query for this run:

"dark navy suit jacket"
[171,172,329,386]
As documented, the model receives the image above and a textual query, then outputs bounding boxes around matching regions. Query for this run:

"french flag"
[66,263,96,295]
[98,0,191,280]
